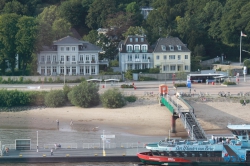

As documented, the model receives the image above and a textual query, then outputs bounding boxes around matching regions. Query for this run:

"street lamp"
[185,113,189,129]
[164,56,167,85]
[37,131,38,152]
[192,125,196,140]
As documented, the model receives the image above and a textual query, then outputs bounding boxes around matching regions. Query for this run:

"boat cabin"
[227,124,250,141]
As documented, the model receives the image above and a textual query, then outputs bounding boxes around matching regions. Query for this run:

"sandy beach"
[0,93,249,138]
[0,96,185,137]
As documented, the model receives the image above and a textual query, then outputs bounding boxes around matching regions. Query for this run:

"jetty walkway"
[160,94,207,140]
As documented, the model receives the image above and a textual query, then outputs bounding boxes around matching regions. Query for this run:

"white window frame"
[47,66,51,75]
[72,55,75,61]
[185,65,189,70]
[80,55,84,61]
[52,66,57,73]
[170,65,176,71]
[53,55,56,62]
[60,66,64,74]
[86,55,90,61]
[91,66,95,74]
[60,47,64,51]
[60,56,64,62]
[66,47,70,51]
[141,45,147,52]
[72,47,76,51]
[164,55,167,60]
[80,66,84,74]
[185,55,188,59]
[127,45,133,52]
[72,67,76,75]
[85,66,90,74]
[169,55,175,60]
[41,55,45,62]
[169,45,174,51]
[178,55,181,60]
[47,55,51,62]
[156,55,160,60]
[134,45,140,52]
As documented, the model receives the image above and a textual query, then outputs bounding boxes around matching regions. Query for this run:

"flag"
[241,31,247,37]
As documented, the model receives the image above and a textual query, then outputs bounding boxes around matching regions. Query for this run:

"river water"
[0,129,164,166]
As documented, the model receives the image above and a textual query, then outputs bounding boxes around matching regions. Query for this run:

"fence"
[44,143,77,149]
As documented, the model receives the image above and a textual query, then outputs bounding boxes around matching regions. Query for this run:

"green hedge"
[121,84,134,88]
[139,76,157,81]
[44,90,66,107]
[0,89,47,107]
[240,99,250,104]
[223,81,236,85]
[101,88,126,108]
[174,83,187,87]
[124,95,137,102]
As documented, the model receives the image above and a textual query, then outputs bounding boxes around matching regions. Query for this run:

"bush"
[0,89,47,108]
[68,81,100,108]
[101,88,126,108]
[124,95,137,102]
[48,77,53,83]
[174,83,187,87]
[19,77,23,83]
[44,90,66,107]
[223,81,236,85]
[121,84,134,88]
[63,84,72,100]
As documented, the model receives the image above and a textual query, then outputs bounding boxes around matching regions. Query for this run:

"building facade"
[153,37,191,74]
[118,35,153,72]
[37,36,104,76]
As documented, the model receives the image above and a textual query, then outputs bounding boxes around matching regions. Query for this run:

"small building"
[153,37,191,74]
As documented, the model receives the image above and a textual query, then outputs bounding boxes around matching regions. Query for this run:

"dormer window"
[129,38,133,42]
[141,45,147,52]
[169,45,174,51]
[127,45,133,52]
[177,45,182,50]
[135,38,138,42]
[161,45,166,51]
[141,38,144,42]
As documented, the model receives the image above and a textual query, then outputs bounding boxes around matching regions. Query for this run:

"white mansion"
[37,36,104,76]
[118,35,154,72]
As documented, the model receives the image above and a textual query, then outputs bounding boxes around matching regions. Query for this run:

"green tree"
[2,0,28,15]
[44,90,66,107]
[97,34,118,60]
[36,5,71,50]
[83,30,98,44]
[58,0,86,27]
[0,13,20,75]
[193,44,206,57]
[125,69,133,80]
[16,16,38,75]
[68,81,100,108]
[101,88,126,108]
[123,26,146,38]
[86,0,117,29]
[52,18,71,39]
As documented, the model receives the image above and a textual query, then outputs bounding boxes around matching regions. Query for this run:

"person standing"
[56,119,59,130]
[51,148,53,156]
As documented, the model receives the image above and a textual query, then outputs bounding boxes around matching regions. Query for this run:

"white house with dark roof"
[37,36,104,76]
[118,35,153,72]
[153,37,191,74]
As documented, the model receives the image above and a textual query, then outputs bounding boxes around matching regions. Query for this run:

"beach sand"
[0,96,249,137]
